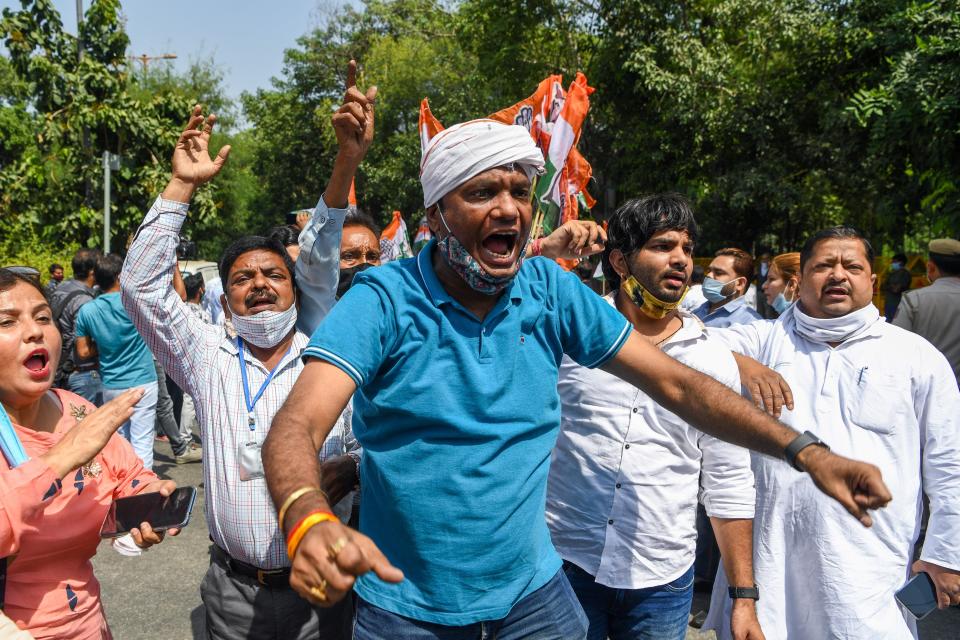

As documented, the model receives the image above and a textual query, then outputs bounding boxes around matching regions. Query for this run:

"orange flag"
[419,98,445,153]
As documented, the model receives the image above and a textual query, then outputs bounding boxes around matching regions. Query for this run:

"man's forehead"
[230,249,289,272]
[645,228,692,245]
[461,165,531,187]
[811,238,870,261]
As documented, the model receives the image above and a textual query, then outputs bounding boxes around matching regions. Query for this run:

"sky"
[1,0,344,100]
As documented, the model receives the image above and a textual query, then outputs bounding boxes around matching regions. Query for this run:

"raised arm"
[602,332,892,526]
[296,59,378,334]
[120,106,230,395]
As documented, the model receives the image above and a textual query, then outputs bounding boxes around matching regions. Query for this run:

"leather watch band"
[784,430,829,471]
[728,585,760,600]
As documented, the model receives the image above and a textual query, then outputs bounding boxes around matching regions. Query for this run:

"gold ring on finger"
[308,580,327,602]
[327,536,348,561]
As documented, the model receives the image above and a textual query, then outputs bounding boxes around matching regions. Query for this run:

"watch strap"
[728,586,760,600]
[784,430,829,471]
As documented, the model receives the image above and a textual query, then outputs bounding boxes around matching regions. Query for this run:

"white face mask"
[790,302,880,344]
[228,302,298,348]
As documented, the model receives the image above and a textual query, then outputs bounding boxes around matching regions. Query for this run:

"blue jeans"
[353,568,588,640]
[562,561,693,640]
[67,369,103,406]
[104,383,158,470]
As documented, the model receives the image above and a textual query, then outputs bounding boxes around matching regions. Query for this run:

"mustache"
[245,289,277,306]
[821,281,851,294]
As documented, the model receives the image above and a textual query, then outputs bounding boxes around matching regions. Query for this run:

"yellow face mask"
[620,275,688,320]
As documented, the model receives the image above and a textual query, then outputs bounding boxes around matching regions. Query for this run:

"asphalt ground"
[92,441,960,639]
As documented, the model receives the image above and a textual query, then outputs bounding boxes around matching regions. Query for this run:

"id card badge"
[238,413,264,481]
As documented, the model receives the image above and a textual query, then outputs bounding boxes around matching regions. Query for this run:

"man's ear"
[926,260,938,282]
[425,203,441,235]
[608,249,629,281]
[220,293,231,320]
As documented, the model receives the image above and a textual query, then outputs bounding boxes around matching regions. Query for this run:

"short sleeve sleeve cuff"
[583,321,632,369]
[302,346,366,387]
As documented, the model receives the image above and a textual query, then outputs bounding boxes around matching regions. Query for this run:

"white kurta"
[704,310,960,640]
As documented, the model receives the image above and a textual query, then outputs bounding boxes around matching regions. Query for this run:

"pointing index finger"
[346,59,357,91]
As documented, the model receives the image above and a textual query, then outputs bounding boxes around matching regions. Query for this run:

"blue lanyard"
[237,337,290,430]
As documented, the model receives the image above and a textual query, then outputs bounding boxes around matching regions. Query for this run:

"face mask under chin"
[435,203,526,296]
[227,298,299,349]
[620,275,687,320]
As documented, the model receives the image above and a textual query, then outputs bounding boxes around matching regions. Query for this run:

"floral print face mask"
[435,203,527,296]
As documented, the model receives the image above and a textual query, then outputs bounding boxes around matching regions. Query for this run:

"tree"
[0,0,259,265]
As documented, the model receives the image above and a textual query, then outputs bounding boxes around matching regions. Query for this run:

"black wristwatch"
[784,430,830,471]
[728,585,760,601]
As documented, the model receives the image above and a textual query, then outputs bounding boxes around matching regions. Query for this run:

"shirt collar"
[709,295,747,316]
[416,239,524,309]
[603,293,705,345]
[218,327,309,371]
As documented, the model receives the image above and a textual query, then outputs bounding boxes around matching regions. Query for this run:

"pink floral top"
[0,389,158,639]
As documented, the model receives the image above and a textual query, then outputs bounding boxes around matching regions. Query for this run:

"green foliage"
[2,0,957,261]
[0,0,262,265]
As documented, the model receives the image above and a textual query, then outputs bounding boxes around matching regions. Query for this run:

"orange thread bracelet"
[286,510,338,560]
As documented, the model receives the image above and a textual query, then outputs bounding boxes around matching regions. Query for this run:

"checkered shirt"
[121,196,354,569]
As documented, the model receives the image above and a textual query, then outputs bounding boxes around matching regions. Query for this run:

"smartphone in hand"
[895,572,938,620]
[99,487,198,538]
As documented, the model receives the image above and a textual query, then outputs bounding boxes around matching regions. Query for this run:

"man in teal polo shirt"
[263,115,892,639]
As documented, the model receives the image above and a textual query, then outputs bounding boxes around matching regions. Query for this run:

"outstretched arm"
[263,360,402,606]
[602,332,892,525]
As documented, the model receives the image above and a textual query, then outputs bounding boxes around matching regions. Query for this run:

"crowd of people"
[1,59,958,640]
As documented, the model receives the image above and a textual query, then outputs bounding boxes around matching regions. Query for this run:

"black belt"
[211,545,291,588]
[73,363,98,373]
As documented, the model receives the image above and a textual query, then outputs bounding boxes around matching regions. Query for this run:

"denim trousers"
[103,382,158,470]
[67,369,103,406]
[353,568,588,640]
[562,561,694,640]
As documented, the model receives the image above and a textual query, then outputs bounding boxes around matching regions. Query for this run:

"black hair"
[601,193,699,289]
[49,263,63,274]
[266,225,301,248]
[931,253,960,277]
[799,226,874,271]
[218,236,297,289]
[71,248,102,280]
[94,254,123,291]
[344,209,382,239]
[691,264,705,284]
[184,273,206,301]
[892,253,908,264]
[0,267,48,303]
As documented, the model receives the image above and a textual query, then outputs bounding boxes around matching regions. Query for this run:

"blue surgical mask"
[702,276,737,303]
[890,262,902,271]
[772,293,792,314]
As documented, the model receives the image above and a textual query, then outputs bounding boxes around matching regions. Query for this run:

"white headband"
[419,119,545,209]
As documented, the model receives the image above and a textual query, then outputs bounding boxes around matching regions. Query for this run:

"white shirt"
[744,283,758,310]
[122,196,357,569]
[202,276,225,325]
[546,298,756,589]
[680,283,707,311]
[704,309,960,640]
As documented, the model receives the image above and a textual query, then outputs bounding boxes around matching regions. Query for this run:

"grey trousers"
[200,556,352,640]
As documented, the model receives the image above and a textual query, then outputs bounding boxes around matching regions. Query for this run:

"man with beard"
[261,111,892,638]
[546,194,763,640]
[705,227,960,640]
[119,63,370,640]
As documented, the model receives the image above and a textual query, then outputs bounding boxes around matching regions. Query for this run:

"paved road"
[93,441,960,639]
